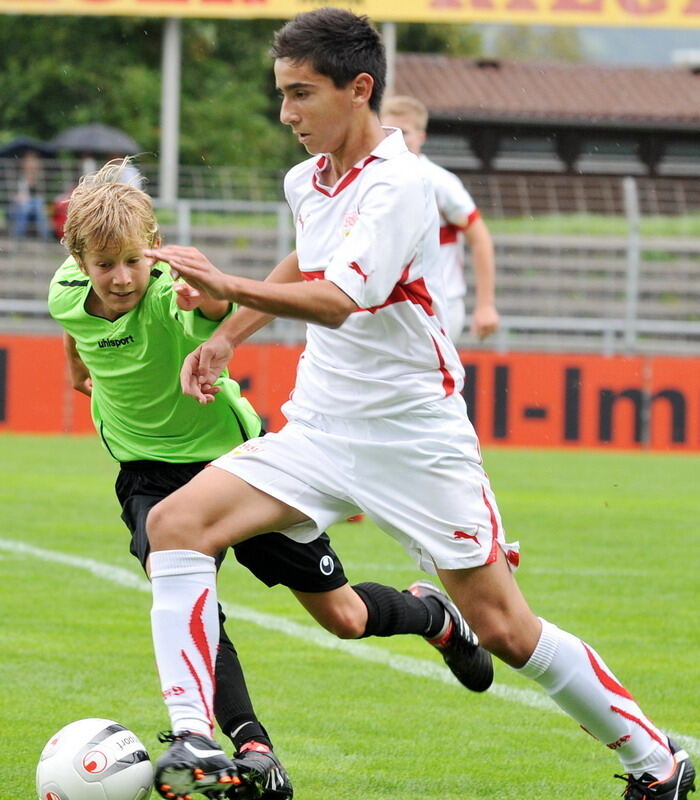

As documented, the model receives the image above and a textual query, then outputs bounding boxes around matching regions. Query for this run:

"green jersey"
[48,257,261,463]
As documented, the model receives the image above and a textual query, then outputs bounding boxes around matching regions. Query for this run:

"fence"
[1,163,699,354]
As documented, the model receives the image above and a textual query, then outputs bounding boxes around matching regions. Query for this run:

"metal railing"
[1,174,699,354]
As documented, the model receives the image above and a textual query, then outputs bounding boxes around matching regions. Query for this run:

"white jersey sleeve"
[419,155,480,300]
[422,155,479,228]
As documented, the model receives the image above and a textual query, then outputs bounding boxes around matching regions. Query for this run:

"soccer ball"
[36,718,154,800]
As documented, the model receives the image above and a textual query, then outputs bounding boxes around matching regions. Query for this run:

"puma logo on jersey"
[453,530,480,543]
[348,261,368,281]
[297,212,310,231]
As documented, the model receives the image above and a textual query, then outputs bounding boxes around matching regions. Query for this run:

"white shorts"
[211,394,519,574]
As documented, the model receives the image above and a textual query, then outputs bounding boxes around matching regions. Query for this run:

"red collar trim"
[312,154,379,198]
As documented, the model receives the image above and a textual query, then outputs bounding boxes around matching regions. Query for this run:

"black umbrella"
[50,124,140,155]
[0,136,55,158]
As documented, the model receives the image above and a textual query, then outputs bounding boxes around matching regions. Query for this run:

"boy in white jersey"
[50,160,492,800]
[144,9,695,800]
[381,94,499,343]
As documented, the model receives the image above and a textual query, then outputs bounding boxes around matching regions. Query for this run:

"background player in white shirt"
[381,95,499,343]
[142,9,695,800]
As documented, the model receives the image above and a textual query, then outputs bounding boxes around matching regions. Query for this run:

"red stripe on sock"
[610,705,670,750]
[181,648,214,734]
[582,643,634,700]
[190,589,215,680]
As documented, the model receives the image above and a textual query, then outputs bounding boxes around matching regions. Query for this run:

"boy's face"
[79,240,155,321]
[275,58,358,156]
[381,114,426,156]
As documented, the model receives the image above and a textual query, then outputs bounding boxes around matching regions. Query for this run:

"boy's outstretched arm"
[144,245,355,326]
[463,216,499,340]
[63,333,93,397]
[177,250,300,403]
[172,248,356,403]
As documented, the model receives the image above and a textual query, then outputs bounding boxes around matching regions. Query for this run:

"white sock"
[150,549,219,737]
[516,619,674,778]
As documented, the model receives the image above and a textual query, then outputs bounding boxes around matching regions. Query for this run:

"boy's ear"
[352,72,374,108]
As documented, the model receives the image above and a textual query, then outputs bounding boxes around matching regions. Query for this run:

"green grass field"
[2,434,698,800]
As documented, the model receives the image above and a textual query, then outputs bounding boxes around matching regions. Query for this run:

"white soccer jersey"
[283,128,464,419]
[419,154,480,301]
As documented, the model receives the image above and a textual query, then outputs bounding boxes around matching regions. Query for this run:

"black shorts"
[115,460,348,593]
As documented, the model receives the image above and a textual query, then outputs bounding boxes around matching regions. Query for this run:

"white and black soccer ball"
[36,718,153,800]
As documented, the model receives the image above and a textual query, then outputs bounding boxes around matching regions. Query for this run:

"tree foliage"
[488,25,584,62]
[397,22,481,56]
[0,16,298,167]
[0,16,484,167]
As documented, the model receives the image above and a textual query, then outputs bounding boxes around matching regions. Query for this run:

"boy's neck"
[85,288,124,321]
[325,114,386,185]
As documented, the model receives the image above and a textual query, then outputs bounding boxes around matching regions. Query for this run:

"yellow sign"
[2,0,697,25]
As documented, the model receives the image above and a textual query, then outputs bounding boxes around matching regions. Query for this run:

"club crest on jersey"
[341,211,359,237]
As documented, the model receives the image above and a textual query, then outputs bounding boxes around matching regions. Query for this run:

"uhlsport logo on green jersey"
[97,335,135,349]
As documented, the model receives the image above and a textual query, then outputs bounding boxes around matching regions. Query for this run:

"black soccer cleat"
[155,731,242,799]
[408,580,494,693]
[231,741,293,799]
[615,740,696,799]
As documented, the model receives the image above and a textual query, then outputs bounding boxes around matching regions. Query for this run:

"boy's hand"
[173,282,202,311]
[145,246,233,300]
[470,302,500,340]
[181,335,234,404]
[75,376,93,397]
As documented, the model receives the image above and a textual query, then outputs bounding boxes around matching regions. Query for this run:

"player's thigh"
[117,463,213,568]
[437,552,540,666]
[147,466,310,555]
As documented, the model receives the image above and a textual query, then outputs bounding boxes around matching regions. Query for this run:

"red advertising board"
[2,335,699,450]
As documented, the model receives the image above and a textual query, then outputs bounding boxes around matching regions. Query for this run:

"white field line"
[2,538,698,758]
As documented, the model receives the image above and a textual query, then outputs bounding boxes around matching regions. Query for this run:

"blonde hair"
[63,158,159,261]
[380,95,429,131]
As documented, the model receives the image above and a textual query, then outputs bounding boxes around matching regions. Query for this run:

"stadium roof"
[394,54,700,131]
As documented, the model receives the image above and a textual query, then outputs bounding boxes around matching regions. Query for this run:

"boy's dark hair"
[271,7,386,112]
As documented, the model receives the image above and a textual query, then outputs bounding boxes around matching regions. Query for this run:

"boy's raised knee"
[146,497,197,551]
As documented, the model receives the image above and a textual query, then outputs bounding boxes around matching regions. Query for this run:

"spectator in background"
[8,150,51,240]
[381,95,499,343]
[79,153,98,178]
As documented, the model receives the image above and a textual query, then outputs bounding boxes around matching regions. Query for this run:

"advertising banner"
[2,0,697,27]
[2,335,700,451]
